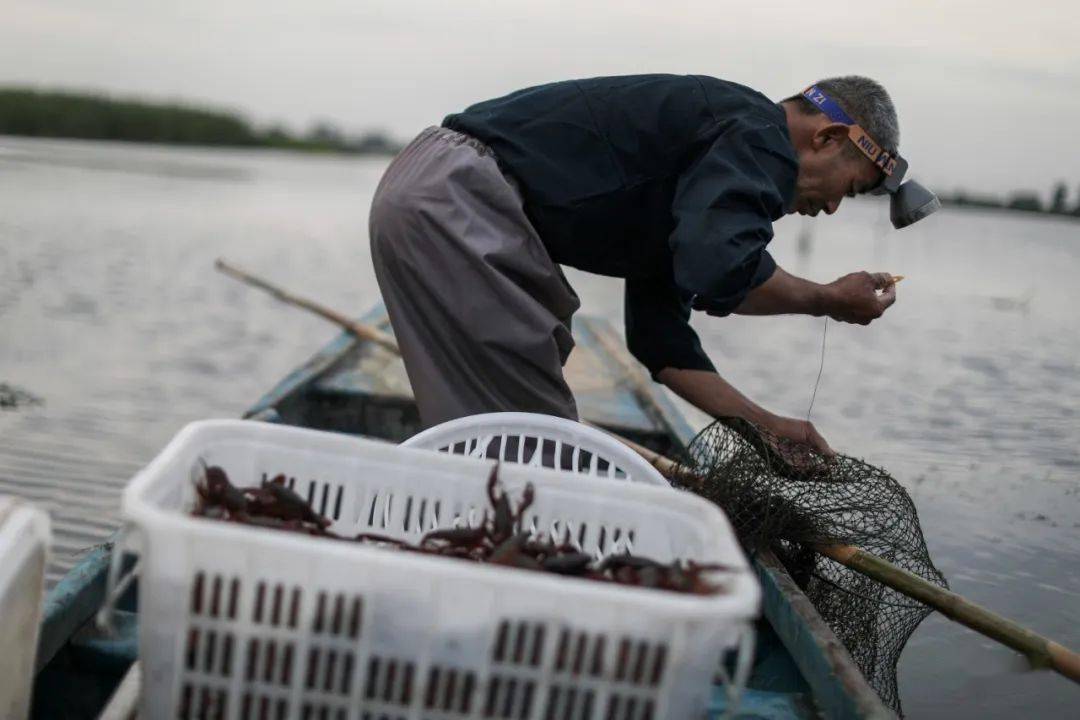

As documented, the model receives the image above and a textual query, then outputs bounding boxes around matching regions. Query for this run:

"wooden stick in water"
[213,260,1080,685]
[215,259,399,354]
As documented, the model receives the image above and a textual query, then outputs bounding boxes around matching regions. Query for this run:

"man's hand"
[759,413,835,458]
[657,367,837,461]
[823,272,897,325]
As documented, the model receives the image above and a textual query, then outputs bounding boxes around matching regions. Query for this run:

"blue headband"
[802,85,906,190]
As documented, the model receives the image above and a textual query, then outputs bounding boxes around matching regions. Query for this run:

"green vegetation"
[0,87,402,155]
[3,87,1077,220]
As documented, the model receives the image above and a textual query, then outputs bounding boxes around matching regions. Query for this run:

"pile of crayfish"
[193,463,726,595]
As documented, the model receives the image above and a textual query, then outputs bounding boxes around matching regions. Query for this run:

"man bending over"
[370,74,936,453]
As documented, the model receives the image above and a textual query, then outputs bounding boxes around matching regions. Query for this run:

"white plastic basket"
[0,496,51,720]
[123,420,759,720]
[403,412,668,486]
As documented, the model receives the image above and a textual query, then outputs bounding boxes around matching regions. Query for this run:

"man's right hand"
[823,271,897,325]
[760,413,835,458]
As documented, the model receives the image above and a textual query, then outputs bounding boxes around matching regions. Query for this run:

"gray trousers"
[370,127,581,428]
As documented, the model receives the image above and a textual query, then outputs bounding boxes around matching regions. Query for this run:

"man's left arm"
[736,265,899,325]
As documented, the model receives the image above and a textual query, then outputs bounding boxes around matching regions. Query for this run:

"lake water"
[1,135,1077,718]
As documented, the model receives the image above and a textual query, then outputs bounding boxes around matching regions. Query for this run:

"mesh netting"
[672,418,947,716]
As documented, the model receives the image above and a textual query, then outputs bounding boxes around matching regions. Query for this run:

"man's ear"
[813,123,850,151]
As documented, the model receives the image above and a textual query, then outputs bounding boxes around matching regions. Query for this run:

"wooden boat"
[31,309,894,719]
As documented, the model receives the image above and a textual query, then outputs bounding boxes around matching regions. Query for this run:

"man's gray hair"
[787,76,900,154]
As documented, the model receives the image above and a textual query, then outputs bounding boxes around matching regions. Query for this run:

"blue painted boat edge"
[244,305,387,420]
[756,552,894,720]
[36,541,113,672]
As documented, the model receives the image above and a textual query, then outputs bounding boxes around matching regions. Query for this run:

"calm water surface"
[1,136,1077,718]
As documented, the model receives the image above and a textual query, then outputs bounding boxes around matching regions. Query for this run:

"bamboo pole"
[818,545,1080,682]
[215,259,399,354]
[215,260,1080,685]
[619,438,1080,685]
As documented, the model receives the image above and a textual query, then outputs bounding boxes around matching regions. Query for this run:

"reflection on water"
[1,135,1077,718]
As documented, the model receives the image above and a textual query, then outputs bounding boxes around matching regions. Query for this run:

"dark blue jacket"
[443,74,798,377]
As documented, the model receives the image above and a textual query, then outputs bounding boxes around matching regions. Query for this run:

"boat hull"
[33,307,893,719]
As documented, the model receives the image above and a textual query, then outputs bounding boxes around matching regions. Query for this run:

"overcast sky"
[5,0,1079,196]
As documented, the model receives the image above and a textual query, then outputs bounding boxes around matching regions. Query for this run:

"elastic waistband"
[425,125,496,159]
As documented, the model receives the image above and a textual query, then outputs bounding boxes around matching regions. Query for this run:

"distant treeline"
[4,88,1078,220]
[937,182,1080,220]
[0,88,402,155]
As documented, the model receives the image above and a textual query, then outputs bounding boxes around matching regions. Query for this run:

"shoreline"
[1,130,1077,223]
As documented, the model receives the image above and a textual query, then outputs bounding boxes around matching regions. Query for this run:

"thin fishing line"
[806,316,827,422]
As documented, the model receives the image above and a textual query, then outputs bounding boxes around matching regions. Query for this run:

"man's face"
[791,123,883,217]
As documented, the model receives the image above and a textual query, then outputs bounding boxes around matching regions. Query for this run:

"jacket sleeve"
[625,272,716,379]
[669,122,795,316]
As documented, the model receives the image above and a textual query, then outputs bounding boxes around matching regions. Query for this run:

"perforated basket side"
[125,420,760,720]
[403,412,668,486]
[0,499,50,720]
[141,527,739,720]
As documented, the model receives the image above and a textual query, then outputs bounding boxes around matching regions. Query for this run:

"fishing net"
[672,418,947,716]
